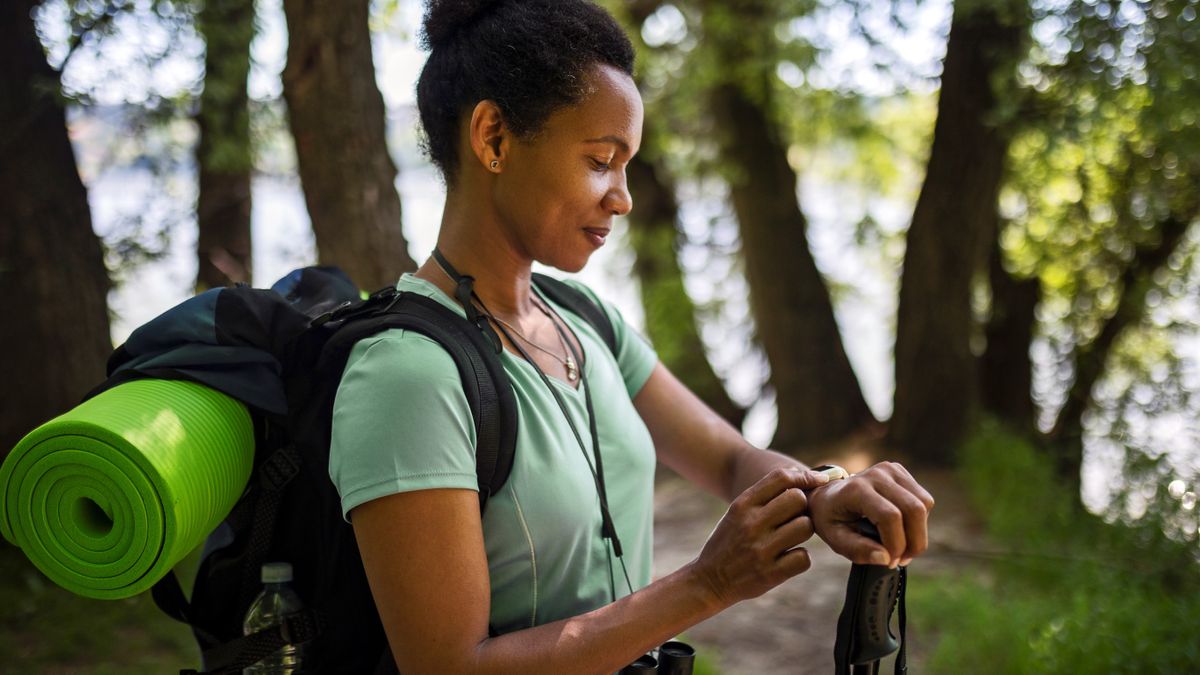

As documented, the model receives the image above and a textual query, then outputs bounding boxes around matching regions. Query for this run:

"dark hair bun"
[421,0,503,49]
[416,0,635,183]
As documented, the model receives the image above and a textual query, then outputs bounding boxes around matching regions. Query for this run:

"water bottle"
[243,562,305,674]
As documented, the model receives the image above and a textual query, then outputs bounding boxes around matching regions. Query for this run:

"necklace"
[489,304,579,381]
[426,250,628,598]
[428,255,578,381]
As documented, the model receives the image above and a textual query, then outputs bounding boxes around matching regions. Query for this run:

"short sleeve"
[328,329,478,521]
[559,280,658,397]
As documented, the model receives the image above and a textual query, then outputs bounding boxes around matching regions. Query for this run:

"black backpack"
[96,266,618,674]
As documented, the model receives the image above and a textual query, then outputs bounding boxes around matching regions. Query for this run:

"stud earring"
[489,160,500,170]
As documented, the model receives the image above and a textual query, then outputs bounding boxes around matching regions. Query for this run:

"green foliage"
[692,650,724,675]
[37,0,201,106]
[1010,0,1200,299]
[1002,83,1193,349]
[996,0,1200,457]
[909,422,1200,673]
[632,224,692,369]
[0,542,198,672]
[196,0,255,174]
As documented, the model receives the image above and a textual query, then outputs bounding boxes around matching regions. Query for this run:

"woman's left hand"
[807,462,935,567]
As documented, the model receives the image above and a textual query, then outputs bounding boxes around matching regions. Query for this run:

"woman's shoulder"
[339,327,466,394]
[330,326,479,521]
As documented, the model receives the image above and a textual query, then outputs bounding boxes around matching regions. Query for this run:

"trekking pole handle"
[841,519,903,671]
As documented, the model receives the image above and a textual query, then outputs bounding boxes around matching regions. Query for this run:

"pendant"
[566,356,579,381]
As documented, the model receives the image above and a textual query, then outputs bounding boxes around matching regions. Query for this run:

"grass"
[0,542,199,674]
[0,540,730,674]
[29,419,1197,673]
[906,422,1200,674]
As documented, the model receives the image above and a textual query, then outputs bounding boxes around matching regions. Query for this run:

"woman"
[330,1,934,672]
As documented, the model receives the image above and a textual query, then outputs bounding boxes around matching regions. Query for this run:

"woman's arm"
[633,362,935,567]
[633,362,803,501]
[353,468,827,674]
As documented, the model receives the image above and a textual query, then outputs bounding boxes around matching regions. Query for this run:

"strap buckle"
[310,300,355,327]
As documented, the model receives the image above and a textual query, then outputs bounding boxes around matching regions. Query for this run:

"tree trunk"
[697,0,876,452]
[626,150,747,429]
[979,222,1039,432]
[890,1,1027,465]
[0,1,113,457]
[1049,213,1193,488]
[195,0,255,291]
[281,0,416,290]
[710,80,877,451]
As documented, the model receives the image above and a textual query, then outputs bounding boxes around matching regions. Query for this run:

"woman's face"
[493,64,644,273]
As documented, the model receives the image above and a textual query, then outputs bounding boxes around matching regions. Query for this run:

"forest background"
[1,0,1198,672]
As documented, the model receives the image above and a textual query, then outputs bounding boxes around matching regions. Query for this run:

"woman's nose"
[604,172,632,216]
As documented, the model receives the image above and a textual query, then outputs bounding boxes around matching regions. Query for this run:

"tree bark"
[889,0,1028,464]
[1049,213,1193,487]
[709,80,877,451]
[195,0,255,291]
[699,0,876,452]
[606,0,747,429]
[281,0,416,291]
[0,1,113,457]
[626,150,747,429]
[979,222,1039,432]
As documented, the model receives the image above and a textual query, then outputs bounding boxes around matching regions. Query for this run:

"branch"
[59,1,128,72]
[1050,211,1195,444]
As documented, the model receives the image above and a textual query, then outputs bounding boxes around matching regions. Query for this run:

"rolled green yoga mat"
[0,379,254,600]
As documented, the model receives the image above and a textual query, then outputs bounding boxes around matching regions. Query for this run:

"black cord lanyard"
[431,250,633,601]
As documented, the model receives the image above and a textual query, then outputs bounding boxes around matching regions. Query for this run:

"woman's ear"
[468,100,507,173]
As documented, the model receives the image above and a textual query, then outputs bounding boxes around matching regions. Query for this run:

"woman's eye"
[590,158,612,172]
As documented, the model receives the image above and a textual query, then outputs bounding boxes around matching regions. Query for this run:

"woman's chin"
[541,251,592,274]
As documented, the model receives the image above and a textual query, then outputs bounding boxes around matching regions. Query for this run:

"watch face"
[812,464,851,481]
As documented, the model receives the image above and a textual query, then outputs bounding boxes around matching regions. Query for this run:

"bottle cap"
[261,562,293,583]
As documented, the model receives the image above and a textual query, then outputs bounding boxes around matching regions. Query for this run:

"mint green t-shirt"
[329,274,658,634]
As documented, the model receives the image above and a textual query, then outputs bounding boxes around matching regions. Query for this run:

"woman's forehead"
[546,65,643,151]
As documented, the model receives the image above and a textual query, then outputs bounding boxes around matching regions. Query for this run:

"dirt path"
[651,468,980,674]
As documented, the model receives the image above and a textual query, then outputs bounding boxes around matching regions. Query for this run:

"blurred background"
[1,0,1198,672]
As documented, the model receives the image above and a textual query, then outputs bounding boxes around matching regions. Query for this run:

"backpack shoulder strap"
[316,292,518,509]
[531,274,618,356]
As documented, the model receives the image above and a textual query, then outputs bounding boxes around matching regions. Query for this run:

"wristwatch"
[811,464,851,482]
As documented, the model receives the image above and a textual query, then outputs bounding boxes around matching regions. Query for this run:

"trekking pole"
[833,519,907,675]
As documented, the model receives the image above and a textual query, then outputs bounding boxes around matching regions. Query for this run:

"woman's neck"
[416,195,536,321]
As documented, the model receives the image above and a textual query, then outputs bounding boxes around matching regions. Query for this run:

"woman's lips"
[584,228,610,247]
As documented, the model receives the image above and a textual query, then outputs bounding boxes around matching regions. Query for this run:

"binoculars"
[619,640,696,674]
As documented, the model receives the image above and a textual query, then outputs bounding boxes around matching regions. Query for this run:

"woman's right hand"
[690,468,830,607]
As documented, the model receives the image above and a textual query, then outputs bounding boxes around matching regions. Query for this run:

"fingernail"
[900,557,912,567]
[870,550,890,566]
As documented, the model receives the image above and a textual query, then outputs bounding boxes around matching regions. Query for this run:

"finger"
[818,521,877,564]
[821,522,892,566]
[794,468,836,490]
[860,499,906,565]
[767,515,815,553]
[744,468,828,506]
[876,481,930,563]
[776,546,812,578]
[888,465,936,513]
[760,487,808,527]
